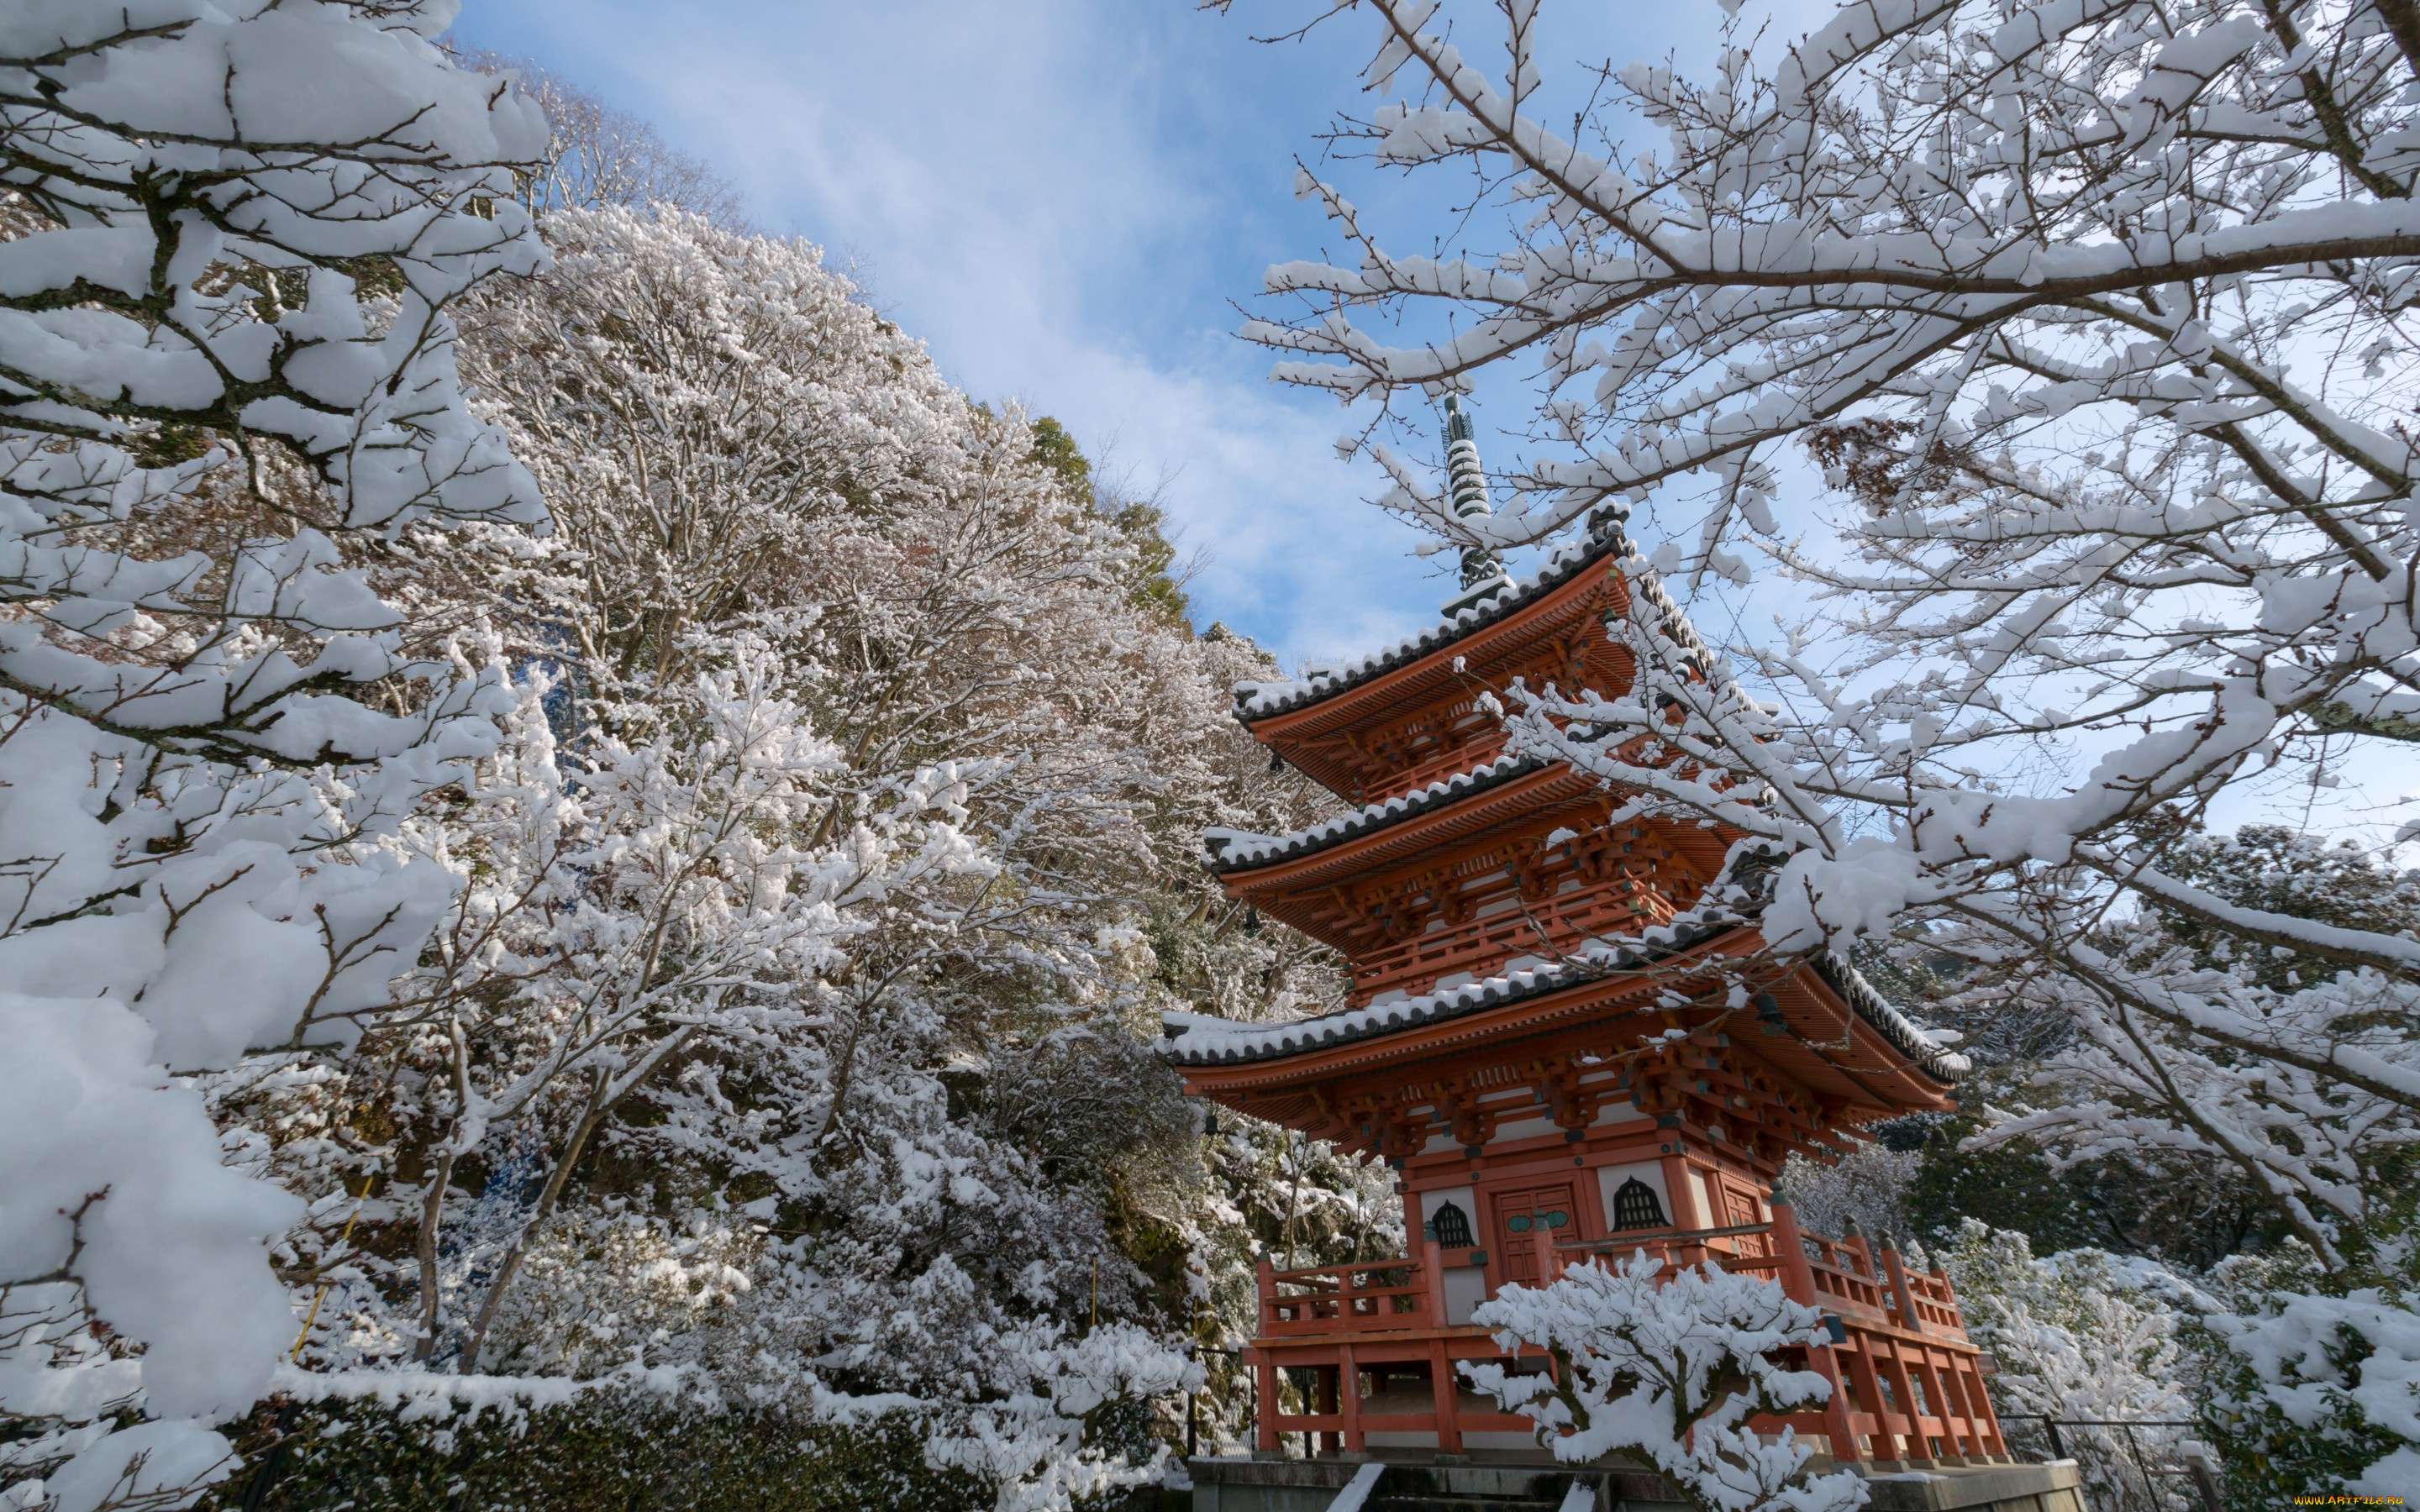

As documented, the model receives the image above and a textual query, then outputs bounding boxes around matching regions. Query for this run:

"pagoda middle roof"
[1159,856,1973,1084]
[1232,515,1627,722]
[1201,750,1550,874]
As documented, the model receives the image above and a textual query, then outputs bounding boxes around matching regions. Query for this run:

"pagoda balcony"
[1242,1203,2006,1467]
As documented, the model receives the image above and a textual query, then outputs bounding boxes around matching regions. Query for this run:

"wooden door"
[1490,1183,1576,1284]
[1719,1179,1770,1257]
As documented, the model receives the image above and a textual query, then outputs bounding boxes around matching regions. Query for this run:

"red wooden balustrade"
[1241,1205,2007,1466]
[1258,1246,1444,1336]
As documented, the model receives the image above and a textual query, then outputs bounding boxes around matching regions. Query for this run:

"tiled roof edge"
[1231,518,1630,722]
[1157,909,1748,1066]
[1814,953,1973,1085]
[1201,753,1548,874]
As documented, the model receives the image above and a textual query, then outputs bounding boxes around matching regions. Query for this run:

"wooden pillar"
[1952,1352,2007,1456]
[1927,1261,2010,1458]
[1770,1194,1860,1462]
[1843,1224,1876,1278]
[1423,1239,1448,1326]
[1914,1349,1974,1460]
[1340,1346,1363,1453]
[1534,1219,1558,1287]
[1253,1351,1278,1452]
[1661,1154,1707,1230]
[1879,1242,1925,1334]
[1429,1341,1464,1452]
[1317,1362,1340,1455]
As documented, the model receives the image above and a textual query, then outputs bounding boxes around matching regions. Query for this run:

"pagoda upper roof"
[1158,858,1971,1085]
[1232,516,1626,723]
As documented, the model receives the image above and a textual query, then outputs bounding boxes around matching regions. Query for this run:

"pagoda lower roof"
[1159,907,1970,1085]
[1231,517,1626,722]
[1201,751,1548,874]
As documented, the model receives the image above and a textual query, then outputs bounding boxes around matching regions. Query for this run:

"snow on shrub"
[1465,1254,1865,1512]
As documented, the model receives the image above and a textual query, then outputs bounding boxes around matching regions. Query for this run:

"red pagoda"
[1165,400,2008,1469]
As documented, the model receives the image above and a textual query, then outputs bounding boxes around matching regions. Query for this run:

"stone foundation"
[1186,1453,2086,1512]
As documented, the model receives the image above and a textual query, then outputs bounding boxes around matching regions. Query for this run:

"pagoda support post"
[1317,1362,1339,1456]
[1879,1242,1924,1334]
[1771,1194,1861,1463]
[1252,1351,1278,1452]
[1339,1345,1362,1452]
[1914,1348,1971,1460]
[1844,1339,1898,1463]
[1423,1240,1448,1326]
[1844,1228,1876,1279]
[1947,1347,2007,1457]
[1428,1341,1464,1453]
[1661,1153,1707,1230]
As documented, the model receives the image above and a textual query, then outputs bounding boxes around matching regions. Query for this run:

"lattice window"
[1612,1177,1667,1231]
[1425,1200,1474,1247]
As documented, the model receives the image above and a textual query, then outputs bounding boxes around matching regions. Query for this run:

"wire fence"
[2009,1415,2219,1512]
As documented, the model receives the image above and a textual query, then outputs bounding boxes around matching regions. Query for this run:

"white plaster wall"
[1441,1265,1489,1325]
[1488,1115,1559,1142]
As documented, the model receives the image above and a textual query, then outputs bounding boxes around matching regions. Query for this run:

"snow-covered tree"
[452,52,744,225]
[1230,0,2420,1481]
[180,199,1325,1506]
[1968,827,2420,1263]
[1777,1140,1920,1249]
[1938,1223,2195,1512]
[0,3,547,1504]
[1466,1255,1865,1512]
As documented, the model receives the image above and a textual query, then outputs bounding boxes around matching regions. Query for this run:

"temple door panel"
[1489,1183,1576,1285]
[1718,1179,1771,1257]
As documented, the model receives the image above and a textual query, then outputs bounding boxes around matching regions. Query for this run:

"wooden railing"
[1255,1220,1971,1343]
[1258,1244,1444,1336]
[1247,1204,2006,1463]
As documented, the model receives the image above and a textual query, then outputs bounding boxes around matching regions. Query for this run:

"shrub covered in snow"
[1465,1254,1865,1512]
[2191,1236,2420,1503]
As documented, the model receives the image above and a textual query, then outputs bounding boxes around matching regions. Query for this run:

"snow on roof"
[1812,953,1975,1084]
[1160,846,1973,1083]
[1202,751,1546,874]
[1160,906,1751,1066]
[1231,516,1628,722]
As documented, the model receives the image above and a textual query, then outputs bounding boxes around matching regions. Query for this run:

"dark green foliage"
[1907,1115,2287,1268]
[1029,417,1192,627]
[208,1395,986,1512]
[2186,1235,2420,1504]
[2194,1331,2408,1506]
[2152,824,2420,991]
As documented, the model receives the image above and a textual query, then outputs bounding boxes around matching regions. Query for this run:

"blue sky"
[445,0,1744,672]
[444,0,2412,841]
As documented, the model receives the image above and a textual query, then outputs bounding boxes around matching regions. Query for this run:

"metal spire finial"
[1439,396,1508,610]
